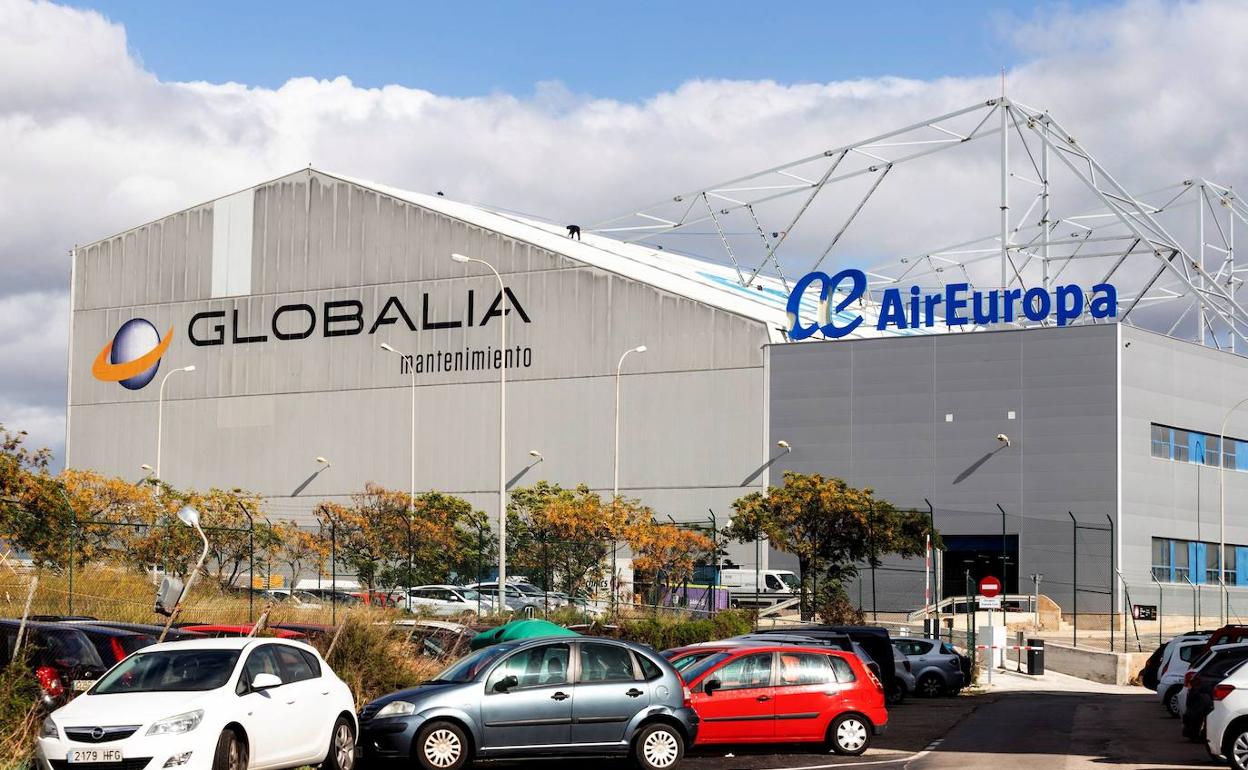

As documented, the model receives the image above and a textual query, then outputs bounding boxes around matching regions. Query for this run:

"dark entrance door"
[942,534,1018,600]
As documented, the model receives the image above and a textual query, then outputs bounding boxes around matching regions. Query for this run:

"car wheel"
[917,673,944,698]
[415,720,470,770]
[1226,727,1248,770]
[632,723,684,770]
[321,716,356,770]
[212,729,248,770]
[828,713,871,756]
[886,682,906,705]
[1164,686,1182,717]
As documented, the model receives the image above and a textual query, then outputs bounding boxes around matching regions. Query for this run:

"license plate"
[68,749,122,763]
[71,680,93,692]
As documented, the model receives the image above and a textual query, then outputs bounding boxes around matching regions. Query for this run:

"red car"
[178,623,308,640]
[680,644,886,755]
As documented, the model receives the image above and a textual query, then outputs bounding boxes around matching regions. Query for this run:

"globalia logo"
[91,318,174,390]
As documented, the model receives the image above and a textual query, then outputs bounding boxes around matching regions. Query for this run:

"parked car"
[178,624,309,640]
[1142,630,1214,690]
[79,621,207,643]
[749,626,897,697]
[892,636,967,697]
[1203,658,1248,768]
[1157,635,1210,716]
[1181,642,1248,740]
[271,623,335,639]
[1204,625,1248,654]
[680,643,886,755]
[393,620,475,660]
[408,585,496,617]
[36,637,358,770]
[358,636,697,770]
[0,620,107,708]
[465,582,544,614]
[70,625,157,667]
[890,646,914,704]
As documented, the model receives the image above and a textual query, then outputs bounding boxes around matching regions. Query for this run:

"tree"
[507,482,627,599]
[727,471,932,620]
[273,521,328,590]
[620,506,715,608]
[318,485,483,592]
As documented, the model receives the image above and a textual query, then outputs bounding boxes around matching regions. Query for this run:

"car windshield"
[459,589,480,600]
[430,644,515,683]
[93,649,241,694]
[31,630,105,669]
[669,652,717,672]
[778,572,800,590]
[680,652,733,683]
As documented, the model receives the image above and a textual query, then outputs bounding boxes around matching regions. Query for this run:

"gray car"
[359,636,699,770]
[892,636,966,697]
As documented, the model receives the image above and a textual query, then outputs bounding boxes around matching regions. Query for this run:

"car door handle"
[756,695,771,702]
[626,688,644,698]
[551,692,570,701]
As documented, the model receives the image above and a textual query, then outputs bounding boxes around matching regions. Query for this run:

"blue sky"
[72,1,1092,99]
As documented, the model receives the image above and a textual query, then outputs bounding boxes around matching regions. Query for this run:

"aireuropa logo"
[91,318,174,390]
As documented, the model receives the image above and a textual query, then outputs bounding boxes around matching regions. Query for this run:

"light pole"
[452,252,508,613]
[155,365,196,479]
[159,505,209,643]
[1220,398,1248,625]
[611,344,647,611]
[380,343,417,612]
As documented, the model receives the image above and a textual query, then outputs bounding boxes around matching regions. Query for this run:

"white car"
[1205,658,1248,768]
[1157,635,1209,716]
[37,638,357,770]
[407,585,495,616]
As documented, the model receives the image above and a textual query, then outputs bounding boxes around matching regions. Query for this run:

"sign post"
[978,576,1003,684]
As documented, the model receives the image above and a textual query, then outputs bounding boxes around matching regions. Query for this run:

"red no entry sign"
[979,576,1002,598]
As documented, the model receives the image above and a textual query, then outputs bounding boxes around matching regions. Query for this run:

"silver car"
[892,636,966,697]
[359,636,698,770]
[891,645,916,704]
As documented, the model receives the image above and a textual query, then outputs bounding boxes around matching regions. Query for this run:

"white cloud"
[2,0,1248,462]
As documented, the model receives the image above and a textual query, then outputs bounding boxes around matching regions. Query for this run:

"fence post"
[1068,511,1077,647]
[1107,513,1115,652]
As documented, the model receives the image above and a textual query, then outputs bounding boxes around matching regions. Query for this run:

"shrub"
[0,650,42,770]
[311,611,442,706]
[616,610,753,650]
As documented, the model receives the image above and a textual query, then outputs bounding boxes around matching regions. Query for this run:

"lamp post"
[452,252,508,613]
[155,365,196,480]
[159,505,210,643]
[1220,398,1248,625]
[611,344,647,611]
[380,343,418,611]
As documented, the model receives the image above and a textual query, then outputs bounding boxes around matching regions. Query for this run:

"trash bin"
[1026,638,1045,675]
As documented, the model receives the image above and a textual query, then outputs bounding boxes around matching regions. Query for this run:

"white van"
[707,568,799,606]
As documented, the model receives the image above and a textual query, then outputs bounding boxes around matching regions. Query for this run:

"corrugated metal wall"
[68,171,770,546]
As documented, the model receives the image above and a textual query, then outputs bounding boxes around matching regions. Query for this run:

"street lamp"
[1219,397,1248,625]
[159,505,210,642]
[155,365,196,480]
[315,456,331,468]
[452,252,508,613]
[379,343,416,513]
[529,450,543,462]
[611,344,647,611]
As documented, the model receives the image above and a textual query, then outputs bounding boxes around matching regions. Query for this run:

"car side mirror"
[251,673,282,691]
[493,675,519,693]
[703,678,721,696]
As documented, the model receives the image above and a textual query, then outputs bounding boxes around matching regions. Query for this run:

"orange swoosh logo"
[92,326,175,382]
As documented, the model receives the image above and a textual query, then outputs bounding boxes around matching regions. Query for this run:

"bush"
[0,650,42,770]
[616,610,753,651]
[311,611,443,707]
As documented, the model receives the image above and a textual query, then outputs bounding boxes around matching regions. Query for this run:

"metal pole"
[755,536,760,630]
[154,367,193,480]
[999,94,1009,289]
[612,345,645,615]
[997,503,1007,591]
[926,499,937,631]
[1151,571,1164,645]
[869,505,878,622]
[708,509,719,614]
[1108,513,1115,652]
[1199,184,1207,345]
[1219,398,1248,627]
[331,517,337,625]
[477,524,484,616]
[1184,574,1196,631]
[1069,511,1077,647]
[68,509,75,616]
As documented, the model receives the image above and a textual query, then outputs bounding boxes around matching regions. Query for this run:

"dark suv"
[0,620,106,707]
[360,636,698,770]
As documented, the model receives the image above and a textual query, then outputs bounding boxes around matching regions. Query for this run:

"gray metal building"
[767,323,1248,616]
[66,168,793,570]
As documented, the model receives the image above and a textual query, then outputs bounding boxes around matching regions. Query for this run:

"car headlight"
[40,717,58,739]
[146,710,204,736]
[375,700,416,718]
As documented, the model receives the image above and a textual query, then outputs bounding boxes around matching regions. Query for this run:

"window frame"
[575,641,642,684]
[483,642,571,695]
[704,651,776,692]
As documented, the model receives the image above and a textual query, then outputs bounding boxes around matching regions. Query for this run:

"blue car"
[359,636,698,770]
